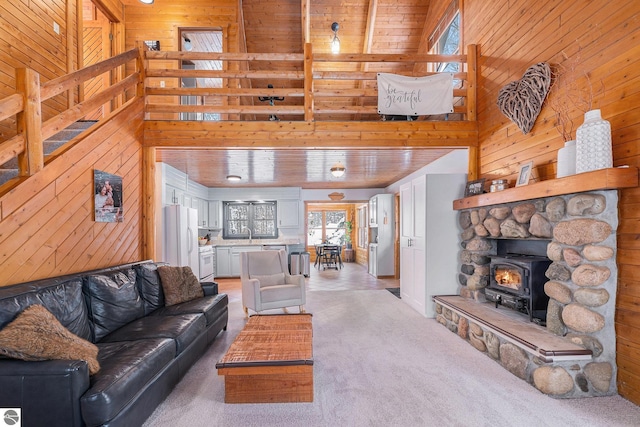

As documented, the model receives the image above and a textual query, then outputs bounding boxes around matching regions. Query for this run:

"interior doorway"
[178,28,224,121]
[82,0,114,119]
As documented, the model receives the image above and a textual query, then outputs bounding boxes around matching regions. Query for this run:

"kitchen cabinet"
[368,196,378,227]
[400,173,466,318]
[196,198,208,228]
[183,194,192,209]
[165,185,183,206]
[277,199,299,228]
[208,200,221,229]
[231,246,262,277]
[368,193,394,277]
[216,247,231,277]
[216,245,262,277]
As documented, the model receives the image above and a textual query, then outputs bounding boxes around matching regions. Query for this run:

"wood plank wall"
[0,0,77,142]
[0,99,145,287]
[462,0,640,405]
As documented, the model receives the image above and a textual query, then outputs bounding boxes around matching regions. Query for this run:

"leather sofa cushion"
[134,262,166,314]
[99,314,206,355]
[84,269,145,342]
[0,278,92,341]
[152,293,229,326]
[81,338,175,426]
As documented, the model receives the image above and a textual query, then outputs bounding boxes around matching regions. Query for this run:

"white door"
[400,176,426,313]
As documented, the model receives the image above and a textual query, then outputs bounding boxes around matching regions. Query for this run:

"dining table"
[314,244,343,270]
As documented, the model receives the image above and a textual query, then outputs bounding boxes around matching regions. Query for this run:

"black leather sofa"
[0,260,228,427]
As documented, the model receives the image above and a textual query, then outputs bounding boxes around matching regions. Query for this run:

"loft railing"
[0,43,477,194]
[143,43,477,122]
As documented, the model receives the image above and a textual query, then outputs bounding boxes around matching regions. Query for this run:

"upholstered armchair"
[240,249,306,316]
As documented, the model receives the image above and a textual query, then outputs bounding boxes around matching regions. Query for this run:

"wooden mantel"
[453,167,639,210]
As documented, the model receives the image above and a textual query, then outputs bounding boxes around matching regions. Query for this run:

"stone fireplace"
[434,189,621,398]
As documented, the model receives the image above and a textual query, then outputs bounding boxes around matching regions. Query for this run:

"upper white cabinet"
[277,199,300,228]
[165,185,183,206]
[196,198,209,228]
[369,196,378,227]
[208,200,221,229]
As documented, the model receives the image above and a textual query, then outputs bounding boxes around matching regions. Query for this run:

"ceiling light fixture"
[139,0,154,4]
[330,22,340,54]
[226,175,241,182]
[330,162,345,178]
[183,36,193,51]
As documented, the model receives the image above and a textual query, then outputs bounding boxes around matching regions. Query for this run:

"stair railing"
[0,48,143,193]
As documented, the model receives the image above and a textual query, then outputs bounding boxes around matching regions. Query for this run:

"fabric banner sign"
[377,72,454,116]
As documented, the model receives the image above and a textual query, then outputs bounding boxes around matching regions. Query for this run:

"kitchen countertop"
[202,239,302,247]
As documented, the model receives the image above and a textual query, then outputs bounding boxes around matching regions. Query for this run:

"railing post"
[15,68,44,177]
[466,44,477,121]
[143,146,157,261]
[136,41,148,118]
[304,42,314,122]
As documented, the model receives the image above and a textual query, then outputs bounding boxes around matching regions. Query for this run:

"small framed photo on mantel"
[516,161,534,187]
[464,178,486,197]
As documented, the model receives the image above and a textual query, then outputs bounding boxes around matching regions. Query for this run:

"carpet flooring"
[142,289,640,427]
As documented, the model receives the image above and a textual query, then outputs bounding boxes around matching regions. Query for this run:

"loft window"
[222,201,278,240]
[429,0,461,76]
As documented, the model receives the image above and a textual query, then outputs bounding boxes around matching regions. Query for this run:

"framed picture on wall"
[516,161,534,187]
[94,170,123,222]
[464,178,486,197]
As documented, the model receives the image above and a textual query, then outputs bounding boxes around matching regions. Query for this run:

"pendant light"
[331,22,340,54]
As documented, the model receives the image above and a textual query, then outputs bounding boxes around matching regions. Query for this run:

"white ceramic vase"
[557,140,576,178]
[575,109,612,173]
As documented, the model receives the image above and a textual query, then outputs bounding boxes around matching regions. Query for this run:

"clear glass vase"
[575,109,612,173]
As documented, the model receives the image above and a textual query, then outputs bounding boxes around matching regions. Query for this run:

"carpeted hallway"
[142,266,640,427]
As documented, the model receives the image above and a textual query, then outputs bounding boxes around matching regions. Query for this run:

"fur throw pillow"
[0,305,100,375]
[157,266,204,306]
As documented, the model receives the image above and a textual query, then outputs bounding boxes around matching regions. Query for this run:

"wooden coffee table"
[216,313,313,403]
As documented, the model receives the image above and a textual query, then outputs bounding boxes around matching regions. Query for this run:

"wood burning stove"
[485,240,552,325]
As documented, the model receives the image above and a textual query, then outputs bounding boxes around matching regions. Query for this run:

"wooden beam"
[143,120,478,149]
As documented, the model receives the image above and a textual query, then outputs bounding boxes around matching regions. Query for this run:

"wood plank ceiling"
[156,0,456,189]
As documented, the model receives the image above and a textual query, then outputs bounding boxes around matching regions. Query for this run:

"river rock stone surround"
[434,190,618,398]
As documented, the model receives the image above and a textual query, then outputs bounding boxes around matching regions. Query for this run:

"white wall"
[385,149,468,194]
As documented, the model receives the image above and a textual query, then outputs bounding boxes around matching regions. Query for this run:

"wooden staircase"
[0,120,96,185]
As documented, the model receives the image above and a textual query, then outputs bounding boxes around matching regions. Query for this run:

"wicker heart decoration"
[497,62,551,134]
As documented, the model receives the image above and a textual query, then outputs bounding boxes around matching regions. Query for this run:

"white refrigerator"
[163,205,200,279]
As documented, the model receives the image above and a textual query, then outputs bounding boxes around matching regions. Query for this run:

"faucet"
[244,227,252,243]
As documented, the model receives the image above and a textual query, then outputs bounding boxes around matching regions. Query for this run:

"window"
[222,201,278,240]
[307,210,346,245]
[428,1,461,76]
